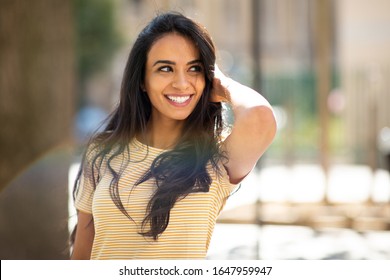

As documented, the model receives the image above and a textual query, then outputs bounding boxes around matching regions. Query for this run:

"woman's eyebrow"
[153,60,175,66]
[187,59,202,65]
[152,59,202,66]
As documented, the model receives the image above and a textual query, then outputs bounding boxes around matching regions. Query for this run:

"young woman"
[71,12,276,259]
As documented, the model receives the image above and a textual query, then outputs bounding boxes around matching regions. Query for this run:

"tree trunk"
[0,0,75,259]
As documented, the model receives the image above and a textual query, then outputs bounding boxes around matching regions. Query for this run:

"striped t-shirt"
[75,138,236,259]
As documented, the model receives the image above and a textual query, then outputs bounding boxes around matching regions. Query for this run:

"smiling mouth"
[165,95,193,104]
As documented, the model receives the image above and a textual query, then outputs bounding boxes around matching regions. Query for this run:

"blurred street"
[207,164,390,259]
[208,223,390,260]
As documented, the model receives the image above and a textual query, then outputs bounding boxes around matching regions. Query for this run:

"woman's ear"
[140,84,146,92]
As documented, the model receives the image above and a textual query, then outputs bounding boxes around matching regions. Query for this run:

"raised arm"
[211,66,277,184]
[70,211,95,260]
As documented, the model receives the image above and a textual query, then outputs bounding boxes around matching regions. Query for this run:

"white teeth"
[167,95,191,104]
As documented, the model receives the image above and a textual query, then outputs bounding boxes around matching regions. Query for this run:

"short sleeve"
[74,147,97,214]
[218,162,239,194]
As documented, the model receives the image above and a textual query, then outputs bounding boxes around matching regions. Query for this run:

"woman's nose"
[172,71,190,90]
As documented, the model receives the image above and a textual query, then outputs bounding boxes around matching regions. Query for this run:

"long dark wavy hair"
[72,12,224,242]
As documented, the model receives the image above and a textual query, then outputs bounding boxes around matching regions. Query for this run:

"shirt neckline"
[132,137,169,153]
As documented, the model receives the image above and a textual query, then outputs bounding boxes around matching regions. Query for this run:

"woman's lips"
[165,94,193,107]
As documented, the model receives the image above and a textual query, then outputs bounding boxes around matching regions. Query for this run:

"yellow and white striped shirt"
[75,138,236,259]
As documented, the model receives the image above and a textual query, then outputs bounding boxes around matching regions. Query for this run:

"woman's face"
[143,33,206,124]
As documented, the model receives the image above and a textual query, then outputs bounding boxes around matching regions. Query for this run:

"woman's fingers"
[210,65,232,103]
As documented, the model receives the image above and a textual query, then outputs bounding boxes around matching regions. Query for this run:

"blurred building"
[106,0,390,168]
[337,0,390,168]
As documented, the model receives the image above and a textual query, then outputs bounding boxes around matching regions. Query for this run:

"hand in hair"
[210,64,232,103]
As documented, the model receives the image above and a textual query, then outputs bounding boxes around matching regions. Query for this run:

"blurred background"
[1,0,390,260]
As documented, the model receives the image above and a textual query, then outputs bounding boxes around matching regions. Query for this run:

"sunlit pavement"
[68,163,390,259]
[208,164,390,259]
[208,223,390,259]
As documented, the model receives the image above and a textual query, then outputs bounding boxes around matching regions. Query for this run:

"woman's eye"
[159,66,173,72]
[189,65,203,72]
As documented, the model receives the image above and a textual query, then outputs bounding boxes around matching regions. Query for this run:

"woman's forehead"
[147,33,200,64]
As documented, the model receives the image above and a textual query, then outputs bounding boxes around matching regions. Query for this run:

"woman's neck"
[141,118,184,150]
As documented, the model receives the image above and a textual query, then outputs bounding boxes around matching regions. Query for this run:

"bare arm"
[71,211,95,260]
[211,66,277,184]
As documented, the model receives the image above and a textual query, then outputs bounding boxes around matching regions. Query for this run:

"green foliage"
[73,0,122,86]
[262,70,317,116]
[263,69,342,162]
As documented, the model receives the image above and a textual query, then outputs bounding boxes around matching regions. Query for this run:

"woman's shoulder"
[207,159,238,193]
